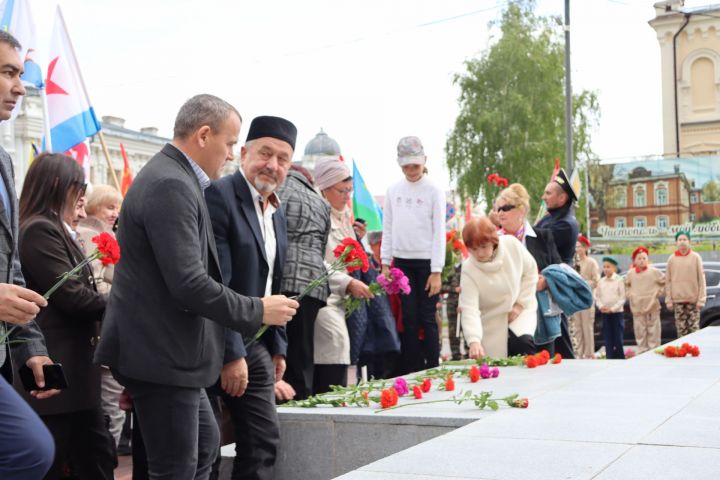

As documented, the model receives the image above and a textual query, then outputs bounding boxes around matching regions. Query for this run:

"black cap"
[246,116,297,150]
[554,168,579,203]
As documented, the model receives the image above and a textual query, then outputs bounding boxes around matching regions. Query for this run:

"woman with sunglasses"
[16,153,114,479]
[494,183,562,354]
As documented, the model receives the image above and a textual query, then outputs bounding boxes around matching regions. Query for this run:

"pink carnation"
[479,363,492,379]
[490,367,500,378]
[378,268,412,296]
[393,377,409,396]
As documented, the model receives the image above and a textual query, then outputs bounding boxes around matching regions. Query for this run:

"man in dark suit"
[95,95,298,479]
[0,30,56,479]
[536,168,580,358]
[205,116,296,480]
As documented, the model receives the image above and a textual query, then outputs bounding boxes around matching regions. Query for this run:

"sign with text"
[587,156,720,241]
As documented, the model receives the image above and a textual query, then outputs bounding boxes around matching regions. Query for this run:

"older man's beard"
[253,170,278,193]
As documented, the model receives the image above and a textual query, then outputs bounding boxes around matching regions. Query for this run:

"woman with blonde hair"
[76,184,125,450]
[494,183,563,351]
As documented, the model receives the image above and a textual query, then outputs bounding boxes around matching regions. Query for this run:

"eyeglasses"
[332,187,353,195]
[496,204,516,213]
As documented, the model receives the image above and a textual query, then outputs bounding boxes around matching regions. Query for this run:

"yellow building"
[650,0,720,155]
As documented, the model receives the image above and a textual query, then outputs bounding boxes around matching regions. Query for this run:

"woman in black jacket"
[16,153,114,479]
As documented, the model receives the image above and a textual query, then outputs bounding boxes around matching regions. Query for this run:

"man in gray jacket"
[95,95,298,479]
[0,30,56,480]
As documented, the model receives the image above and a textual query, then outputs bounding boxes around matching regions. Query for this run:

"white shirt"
[380,175,446,272]
[240,169,278,297]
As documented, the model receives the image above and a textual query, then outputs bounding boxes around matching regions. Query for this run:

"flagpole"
[56,6,120,192]
[97,131,122,192]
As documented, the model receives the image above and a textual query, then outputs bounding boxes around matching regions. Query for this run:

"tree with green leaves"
[445,0,599,215]
[702,179,720,202]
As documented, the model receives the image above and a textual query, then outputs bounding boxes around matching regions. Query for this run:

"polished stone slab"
[334,327,720,480]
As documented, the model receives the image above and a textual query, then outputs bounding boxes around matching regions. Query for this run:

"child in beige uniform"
[572,235,600,358]
[596,257,626,359]
[666,230,706,338]
[625,246,664,352]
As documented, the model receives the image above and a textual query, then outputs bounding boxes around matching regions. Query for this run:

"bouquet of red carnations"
[247,237,369,347]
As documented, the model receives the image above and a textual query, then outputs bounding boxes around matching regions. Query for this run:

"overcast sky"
[25,0,713,195]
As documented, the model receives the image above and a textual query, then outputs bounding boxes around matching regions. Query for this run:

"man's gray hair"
[173,94,241,140]
[0,31,21,50]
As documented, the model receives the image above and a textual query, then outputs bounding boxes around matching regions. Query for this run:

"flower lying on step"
[380,388,399,408]
[655,343,700,358]
[413,385,423,399]
[523,350,560,369]
[393,377,409,396]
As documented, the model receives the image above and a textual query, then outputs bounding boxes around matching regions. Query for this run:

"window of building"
[634,217,646,228]
[614,187,626,208]
[690,213,697,222]
[615,217,626,228]
[691,192,698,203]
[657,216,669,229]
[634,186,646,207]
[656,186,668,206]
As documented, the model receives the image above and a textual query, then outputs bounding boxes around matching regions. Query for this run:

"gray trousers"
[114,372,220,480]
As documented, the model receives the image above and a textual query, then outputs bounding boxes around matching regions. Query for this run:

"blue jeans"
[602,312,625,359]
[0,374,54,479]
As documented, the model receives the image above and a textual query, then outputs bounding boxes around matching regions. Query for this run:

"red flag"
[120,143,133,197]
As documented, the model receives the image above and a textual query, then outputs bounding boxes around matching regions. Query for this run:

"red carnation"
[469,365,481,383]
[664,346,677,357]
[412,385,423,399]
[512,398,529,408]
[91,232,121,266]
[690,345,700,357]
[552,353,562,364]
[487,173,499,184]
[445,374,455,391]
[524,356,538,368]
[380,387,399,409]
[421,378,432,393]
[678,347,688,357]
[332,237,369,273]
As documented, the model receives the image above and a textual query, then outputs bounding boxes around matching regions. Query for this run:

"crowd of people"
[0,29,708,480]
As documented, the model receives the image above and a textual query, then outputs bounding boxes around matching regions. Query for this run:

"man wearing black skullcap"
[205,115,297,479]
[95,98,298,479]
[535,168,580,359]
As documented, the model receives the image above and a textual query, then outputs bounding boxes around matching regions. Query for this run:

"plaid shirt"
[276,170,331,302]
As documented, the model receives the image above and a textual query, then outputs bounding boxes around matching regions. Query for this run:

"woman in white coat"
[312,156,373,393]
[459,217,539,359]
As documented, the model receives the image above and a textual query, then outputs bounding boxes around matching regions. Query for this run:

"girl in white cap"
[381,136,446,374]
